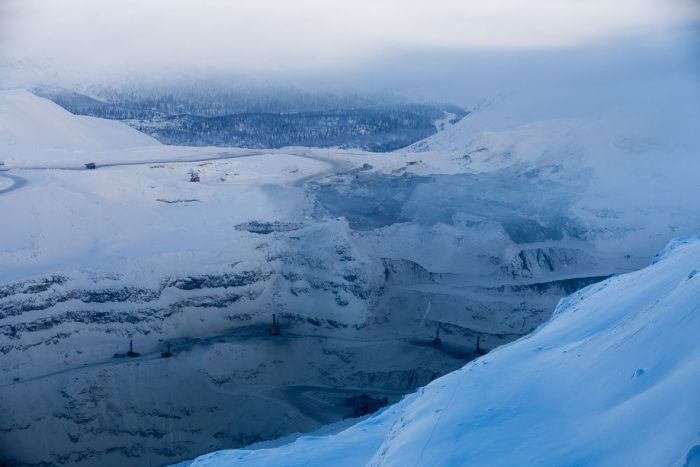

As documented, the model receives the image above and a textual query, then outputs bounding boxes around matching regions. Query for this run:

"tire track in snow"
[0,171,28,196]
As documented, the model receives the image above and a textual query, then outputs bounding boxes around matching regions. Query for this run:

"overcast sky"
[1,0,699,104]
[2,1,697,72]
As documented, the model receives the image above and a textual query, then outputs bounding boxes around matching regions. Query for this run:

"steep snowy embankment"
[189,236,700,466]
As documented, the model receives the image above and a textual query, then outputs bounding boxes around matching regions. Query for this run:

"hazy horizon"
[1,0,699,107]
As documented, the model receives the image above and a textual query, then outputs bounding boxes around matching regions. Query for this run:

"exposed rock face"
[0,269,272,351]
[500,247,595,279]
[0,154,654,466]
[0,213,607,466]
[234,221,303,235]
[0,164,625,466]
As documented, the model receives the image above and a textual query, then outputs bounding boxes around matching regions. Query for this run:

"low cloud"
[1,0,697,83]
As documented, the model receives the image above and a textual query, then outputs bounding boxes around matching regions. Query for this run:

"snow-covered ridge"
[188,236,700,466]
[0,89,158,162]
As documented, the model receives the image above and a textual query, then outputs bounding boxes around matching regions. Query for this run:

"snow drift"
[188,236,700,466]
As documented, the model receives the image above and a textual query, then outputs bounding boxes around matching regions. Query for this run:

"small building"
[190,170,200,182]
[85,162,97,170]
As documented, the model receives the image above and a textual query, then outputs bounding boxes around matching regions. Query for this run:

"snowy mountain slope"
[0,89,158,162]
[187,236,700,467]
[398,111,700,263]
[2,87,700,466]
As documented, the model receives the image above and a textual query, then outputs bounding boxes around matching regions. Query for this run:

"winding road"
[11,150,265,172]
[0,148,352,200]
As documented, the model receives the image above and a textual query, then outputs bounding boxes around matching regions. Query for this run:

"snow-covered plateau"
[1,87,699,466]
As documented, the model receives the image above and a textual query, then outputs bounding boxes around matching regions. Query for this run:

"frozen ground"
[189,236,700,467]
[1,89,699,466]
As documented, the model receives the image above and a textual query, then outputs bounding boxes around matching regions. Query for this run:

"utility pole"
[476,335,487,356]
[127,338,140,357]
[433,323,441,346]
[269,313,280,336]
[161,342,173,358]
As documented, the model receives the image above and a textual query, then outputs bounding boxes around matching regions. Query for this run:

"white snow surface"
[0,89,158,161]
[188,236,700,467]
[2,88,700,466]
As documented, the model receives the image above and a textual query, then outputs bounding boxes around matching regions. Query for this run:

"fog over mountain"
[1,2,700,467]
[2,0,699,106]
